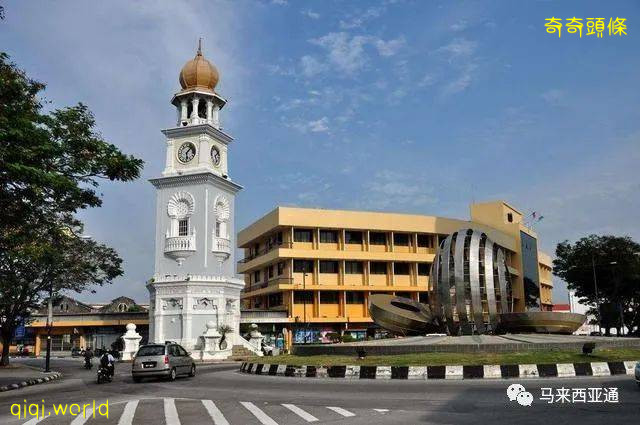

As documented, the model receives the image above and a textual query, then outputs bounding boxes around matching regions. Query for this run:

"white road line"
[22,416,47,425]
[282,404,319,422]
[327,406,356,417]
[164,398,181,425]
[240,401,279,425]
[202,400,229,425]
[117,400,139,425]
[69,408,94,425]
[374,408,389,413]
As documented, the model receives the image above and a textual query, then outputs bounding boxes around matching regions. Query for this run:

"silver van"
[131,343,195,382]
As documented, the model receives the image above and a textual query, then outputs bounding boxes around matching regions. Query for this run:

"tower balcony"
[165,235,196,265]
[212,236,231,259]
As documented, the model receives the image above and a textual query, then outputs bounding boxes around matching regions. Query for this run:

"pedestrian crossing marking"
[240,401,279,425]
[202,400,230,425]
[326,406,356,417]
[282,403,319,422]
[164,398,181,425]
[17,397,387,424]
[117,400,139,425]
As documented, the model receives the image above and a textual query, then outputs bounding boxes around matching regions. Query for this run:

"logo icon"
[507,383,534,406]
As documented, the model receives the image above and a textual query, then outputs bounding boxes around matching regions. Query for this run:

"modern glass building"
[237,200,554,349]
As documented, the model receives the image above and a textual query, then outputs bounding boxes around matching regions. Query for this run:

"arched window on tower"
[212,195,231,257]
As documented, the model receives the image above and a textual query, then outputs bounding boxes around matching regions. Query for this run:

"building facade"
[146,43,245,352]
[26,296,148,356]
[238,201,554,347]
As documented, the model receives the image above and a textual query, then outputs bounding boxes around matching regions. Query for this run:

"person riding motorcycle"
[99,351,115,378]
[83,347,93,369]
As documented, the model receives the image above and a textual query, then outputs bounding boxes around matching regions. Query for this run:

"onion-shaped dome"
[178,42,219,92]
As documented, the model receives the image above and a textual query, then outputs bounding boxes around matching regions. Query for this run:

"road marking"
[327,406,356,417]
[282,404,318,422]
[70,408,94,425]
[22,416,47,425]
[202,400,229,425]
[240,401,279,425]
[117,400,139,425]
[164,398,181,425]
[374,409,389,413]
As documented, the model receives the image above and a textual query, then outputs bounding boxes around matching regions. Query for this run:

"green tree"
[0,52,143,365]
[553,235,640,336]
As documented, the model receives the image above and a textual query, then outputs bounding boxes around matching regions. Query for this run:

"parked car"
[131,343,195,383]
[635,361,640,388]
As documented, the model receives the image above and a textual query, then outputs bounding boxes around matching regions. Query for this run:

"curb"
[239,361,638,380]
[0,372,63,392]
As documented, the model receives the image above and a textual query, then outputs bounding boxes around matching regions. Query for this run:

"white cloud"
[374,37,405,57]
[442,64,476,96]
[271,0,287,5]
[300,55,328,77]
[357,170,437,210]
[311,32,370,74]
[301,9,320,19]
[541,89,566,106]
[339,7,383,29]
[450,20,468,31]
[308,117,329,132]
[437,38,478,60]
[418,73,436,87]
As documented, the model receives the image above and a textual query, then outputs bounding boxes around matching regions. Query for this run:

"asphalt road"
[0,358,638,424]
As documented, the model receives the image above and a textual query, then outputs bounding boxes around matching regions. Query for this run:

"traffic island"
[0,371,63,392]
[239,360,637,380]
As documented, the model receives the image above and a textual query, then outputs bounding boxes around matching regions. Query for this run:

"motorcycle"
[96,366,112,384]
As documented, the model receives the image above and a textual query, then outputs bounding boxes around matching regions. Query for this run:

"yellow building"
[238,201,553,348]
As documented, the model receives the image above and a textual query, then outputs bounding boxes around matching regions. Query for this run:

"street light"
[590,257,617,334]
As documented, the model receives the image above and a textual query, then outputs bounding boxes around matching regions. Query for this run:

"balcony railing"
[212,236,231,256]
[238,241,293,263]
[164,235,196,254]
[242,277,294,293]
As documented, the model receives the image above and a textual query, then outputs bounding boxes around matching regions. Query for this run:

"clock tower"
[147,42,246,355]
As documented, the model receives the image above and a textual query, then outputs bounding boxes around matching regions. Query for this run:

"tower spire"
[197,37,203,56]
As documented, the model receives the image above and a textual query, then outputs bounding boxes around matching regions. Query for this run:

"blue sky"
[3,0,639,305]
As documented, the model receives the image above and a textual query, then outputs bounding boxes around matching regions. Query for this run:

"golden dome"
[178,42,219,92]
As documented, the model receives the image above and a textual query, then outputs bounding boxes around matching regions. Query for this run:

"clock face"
[177,142,196,163]
[211,146,221,166]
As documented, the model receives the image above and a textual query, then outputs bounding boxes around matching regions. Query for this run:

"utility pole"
[591,255,602,333]
[302,265,308,343]
[45,283,53,373]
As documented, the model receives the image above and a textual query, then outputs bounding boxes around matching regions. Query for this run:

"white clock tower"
[147,42,248,357]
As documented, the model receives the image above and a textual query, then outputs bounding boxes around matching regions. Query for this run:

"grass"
[248,348,640,367]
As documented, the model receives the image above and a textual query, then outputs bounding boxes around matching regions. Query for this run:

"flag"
[538,216,544,221]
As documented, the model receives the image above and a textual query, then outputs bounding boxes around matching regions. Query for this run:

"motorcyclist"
[99,350,115,378]
[83,347,93,369]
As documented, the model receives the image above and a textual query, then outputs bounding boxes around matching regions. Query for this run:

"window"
[178,218,189,236]
[293,259,314,273]
[419,292,429,303]
[346,292,364,304]
[396,292,412,299]
[276,231,283,244]
[268,293,283,307]
[319,260,339,273]
[345,261,363,274]
[294,291,313,303]
[253,270,261,283]
[319,230,338,243]
[277,261,285,275]
[370,262,388,275]
[418,263,430,276]
[345,231,362,244]
[394,262,410,275]
[369,232,387,245]
[215,221,221,237]
[393,233,410,246]
[507,213,513,223]
[294,229,312,242]
[417,234,432,248]
[320,291,339,304]
[268,265,274,279]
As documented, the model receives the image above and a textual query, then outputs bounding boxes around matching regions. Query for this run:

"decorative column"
[180,99,188,123]
[248,323,264,349]
[121,323,142,361]
[165,139,175,173]
[206,100,213,124]
[190,96,200,124]
[212,104,220,128]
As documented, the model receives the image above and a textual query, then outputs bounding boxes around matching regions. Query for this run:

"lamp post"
[44,283,53,373]
[590,256,617,334]
[302,265,308,343]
